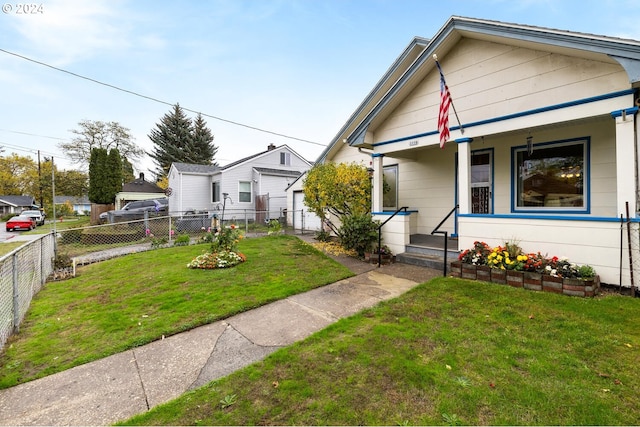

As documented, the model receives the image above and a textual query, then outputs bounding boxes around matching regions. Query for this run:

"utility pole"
[37,150,43,209]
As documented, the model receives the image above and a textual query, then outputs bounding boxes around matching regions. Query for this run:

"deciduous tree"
[302,162,371,234]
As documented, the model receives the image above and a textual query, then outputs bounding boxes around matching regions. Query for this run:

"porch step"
[395,234,460,273]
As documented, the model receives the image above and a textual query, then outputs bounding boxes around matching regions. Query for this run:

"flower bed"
[452,241,599,297]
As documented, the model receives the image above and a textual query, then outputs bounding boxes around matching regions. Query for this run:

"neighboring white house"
[114,173,166,209]
[314,16,640,287]
[53,196,91,215]
[168,144,311,222]
[285,171,324,232]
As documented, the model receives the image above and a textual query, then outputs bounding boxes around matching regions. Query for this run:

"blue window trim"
[511,136,590,214]
[458,213,633,223]
[371,89,634,148]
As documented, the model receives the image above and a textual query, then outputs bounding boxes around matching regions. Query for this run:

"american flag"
[436,61,451,148]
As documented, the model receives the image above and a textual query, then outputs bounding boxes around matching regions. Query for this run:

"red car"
[6,215,36,231]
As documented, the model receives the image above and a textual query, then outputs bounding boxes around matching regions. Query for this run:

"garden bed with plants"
[452,241,599,297]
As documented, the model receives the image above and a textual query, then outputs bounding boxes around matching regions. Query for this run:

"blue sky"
[1,0,639,176]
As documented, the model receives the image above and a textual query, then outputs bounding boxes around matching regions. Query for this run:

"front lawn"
[0,235,352,388]
[123,278,640,426]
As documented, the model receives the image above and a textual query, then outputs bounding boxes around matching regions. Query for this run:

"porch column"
[371,153,384,212]
[457,138,473,214]
[612,107,638,216]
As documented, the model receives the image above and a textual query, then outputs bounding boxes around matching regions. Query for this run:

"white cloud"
[8,0,130,65]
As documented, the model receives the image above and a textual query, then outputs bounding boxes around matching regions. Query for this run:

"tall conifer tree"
[147,104,218,179]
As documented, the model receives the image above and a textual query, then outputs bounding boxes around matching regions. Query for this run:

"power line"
[0,48,327,147]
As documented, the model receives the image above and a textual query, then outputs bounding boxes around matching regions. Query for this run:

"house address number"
[409,140,419,146]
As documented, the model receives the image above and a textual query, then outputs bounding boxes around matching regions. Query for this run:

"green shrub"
[314,229,331,242]
[173,234,190,246]
[338,213,379,257]
[578,264,596,279]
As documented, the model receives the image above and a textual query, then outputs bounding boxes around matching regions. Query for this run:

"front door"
[470,150,493,214]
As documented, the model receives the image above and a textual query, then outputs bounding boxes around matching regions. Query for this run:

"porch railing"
[431,204,459,276]
[376,207,409,267]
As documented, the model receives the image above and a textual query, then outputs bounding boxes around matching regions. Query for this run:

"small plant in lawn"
[454,376,471,388]
[267,219,282,235]
[220,394,237,409]
[442,413,463,426]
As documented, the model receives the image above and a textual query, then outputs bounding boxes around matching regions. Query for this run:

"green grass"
[0,235,352,388]
[122,278,640,426]
[0,241,25,258]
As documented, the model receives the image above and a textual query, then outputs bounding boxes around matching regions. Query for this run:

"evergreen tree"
[147,104,217,179]
[192,113,218,166]
[88,148,108,204]
[105,149,123,203]
[88,148,123,204]
[147,104,194,178]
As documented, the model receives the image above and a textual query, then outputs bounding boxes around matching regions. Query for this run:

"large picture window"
[514,138,588,212]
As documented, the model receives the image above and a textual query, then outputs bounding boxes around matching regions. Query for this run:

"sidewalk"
[0,237,440,426]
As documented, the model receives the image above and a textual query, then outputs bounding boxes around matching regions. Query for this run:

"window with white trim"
[382,165,398,210]
[280,152,291,166]
[513,138,587,212]
[239,181,252,203]
[212,181,221,203]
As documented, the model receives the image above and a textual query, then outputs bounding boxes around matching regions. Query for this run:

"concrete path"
[0,266,434,426]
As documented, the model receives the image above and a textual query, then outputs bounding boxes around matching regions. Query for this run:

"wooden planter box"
[523,272,543,291]
[461,263,477,280]
[490,268,507,284]
[450,261,462,278]
[507,270,524,288]
[476,265,491,282]
[451,262,600,297]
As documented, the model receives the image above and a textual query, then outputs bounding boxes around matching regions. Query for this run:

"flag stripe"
[436,61,451,148]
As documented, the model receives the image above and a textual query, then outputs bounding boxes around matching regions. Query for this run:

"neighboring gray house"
[54,196,91,215]
[115,173,166,209]
[168,144,311,222]
[0,195,36,216]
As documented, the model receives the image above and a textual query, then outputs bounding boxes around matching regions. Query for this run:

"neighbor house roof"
[0,195,35,207]
[317,15,640,163]
[122,173,165,193]
[172,163,221,175]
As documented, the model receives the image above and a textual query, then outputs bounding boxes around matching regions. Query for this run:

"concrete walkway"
[0,238,440,426]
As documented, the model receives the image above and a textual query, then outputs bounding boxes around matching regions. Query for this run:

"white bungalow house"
[168,144,311,223]
[0,195,37,216]
[314,16,640,287]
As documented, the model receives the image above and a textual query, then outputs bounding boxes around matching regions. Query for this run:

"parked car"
[20,209,45,226]
[6,215,36,231]
[99,198,168,223]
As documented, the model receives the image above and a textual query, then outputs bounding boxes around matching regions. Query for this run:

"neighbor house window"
[280,152,291,166]
[239,181,252,203]
[383,165,398,210]
[212,181,221,203]
[513,138,588,212]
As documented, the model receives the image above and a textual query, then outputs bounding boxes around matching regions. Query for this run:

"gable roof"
[318,16,640,162]
[172,144,312,176]
[122,173,165,193]
[0,195,35,207]
[172,162,221,175]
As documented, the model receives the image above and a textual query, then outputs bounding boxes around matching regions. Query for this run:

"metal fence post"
[12,252,19,334]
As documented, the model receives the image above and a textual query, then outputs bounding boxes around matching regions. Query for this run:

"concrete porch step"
[395,234,460,273]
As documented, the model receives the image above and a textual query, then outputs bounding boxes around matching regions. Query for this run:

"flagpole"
[433,54,464,135]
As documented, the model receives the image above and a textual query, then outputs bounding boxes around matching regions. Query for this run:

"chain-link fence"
[0,233,56,350]
[623,219,640,293]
